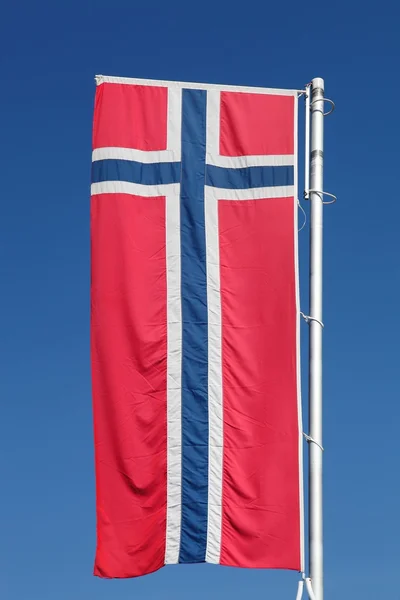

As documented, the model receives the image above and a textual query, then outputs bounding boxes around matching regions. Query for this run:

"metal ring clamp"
[310,97,335,116]
[306,189,337,205]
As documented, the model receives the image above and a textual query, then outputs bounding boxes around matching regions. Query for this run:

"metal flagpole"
[308,77,325,600]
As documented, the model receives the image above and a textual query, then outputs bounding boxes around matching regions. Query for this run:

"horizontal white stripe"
[92,147,293,168]
[91,181,180,197]
[92,147,179,163]
[93,149,293,170]
[95,75,300,96]
[205,185,295,201]
[165,190,182,565]
[204,187,223,564]
[207,153,295,169]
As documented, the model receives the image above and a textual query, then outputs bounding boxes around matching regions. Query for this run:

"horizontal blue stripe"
[179,88,209,564]
[91,159,181,186]
[206,164,294,189]
[92,160,293,191]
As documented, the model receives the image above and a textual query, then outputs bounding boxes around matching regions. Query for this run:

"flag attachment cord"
[297,199,307,232]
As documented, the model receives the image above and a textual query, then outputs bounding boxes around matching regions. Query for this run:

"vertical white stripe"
[165,188,182,564]
[165,86,183,564]
[167,87,182,159]
[206,90,220,163]
[205,91,224,564]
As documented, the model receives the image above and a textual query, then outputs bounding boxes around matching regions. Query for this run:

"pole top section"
[311,78,324,93]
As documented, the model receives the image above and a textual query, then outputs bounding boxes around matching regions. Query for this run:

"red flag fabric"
[91,76,303,578]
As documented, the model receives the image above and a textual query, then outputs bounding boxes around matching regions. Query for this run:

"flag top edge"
[95,74,300,96]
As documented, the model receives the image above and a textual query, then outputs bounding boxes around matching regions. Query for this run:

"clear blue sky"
[1,1,399,598]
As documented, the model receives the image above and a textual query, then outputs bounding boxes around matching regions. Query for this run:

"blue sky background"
[1,1,399,598]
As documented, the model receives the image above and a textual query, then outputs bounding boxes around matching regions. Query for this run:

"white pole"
[308,77,325,600]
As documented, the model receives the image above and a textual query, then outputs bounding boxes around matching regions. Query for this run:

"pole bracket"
[296,574,318,600]
[300,312,324,328]
[303,433,324,452]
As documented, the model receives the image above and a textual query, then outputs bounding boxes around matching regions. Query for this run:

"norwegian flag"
[91,76,303,578]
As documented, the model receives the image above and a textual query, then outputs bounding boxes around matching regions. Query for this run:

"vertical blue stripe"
[179,89,209,563]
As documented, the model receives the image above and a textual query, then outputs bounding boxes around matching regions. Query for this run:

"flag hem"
[95,74,299,97]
